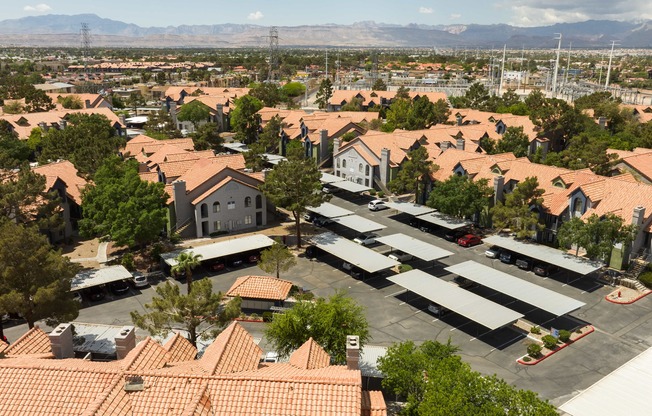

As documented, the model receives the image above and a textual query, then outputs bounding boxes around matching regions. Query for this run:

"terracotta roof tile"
[289,338,331,370]
[361,390,387,416]
[163,333,198,363]
[3,326,52,357]
[226,275,293,301]
[175,156,246,193]
[619,152,652,182]
[199,322,262,375]
[81,375,132,416]
[190,176,261,206]
[179,383,212,416]
[121,337,170,372]
[32,160,88,205]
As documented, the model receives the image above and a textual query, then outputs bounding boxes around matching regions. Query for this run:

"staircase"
[626,258,649,280]
[171,217,194,236]
[373,177,392,199]
[621,277,647,292]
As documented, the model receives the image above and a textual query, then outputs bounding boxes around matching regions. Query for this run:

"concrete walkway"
[69,242,109,264]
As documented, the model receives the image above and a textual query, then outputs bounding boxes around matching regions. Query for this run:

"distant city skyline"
[7,1,652,28]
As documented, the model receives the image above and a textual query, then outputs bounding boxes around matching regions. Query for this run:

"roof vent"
[124,375,144,392]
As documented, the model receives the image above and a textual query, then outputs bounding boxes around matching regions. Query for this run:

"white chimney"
[49,323,74,359]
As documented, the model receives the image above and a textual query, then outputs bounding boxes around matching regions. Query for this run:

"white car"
[485,246,501,259]
[132,273,149,288]
[388,250,413,262]
[368,200,388,211]
[353,233,378,246]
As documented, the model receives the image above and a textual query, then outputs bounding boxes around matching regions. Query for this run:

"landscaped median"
[514,320,594,365]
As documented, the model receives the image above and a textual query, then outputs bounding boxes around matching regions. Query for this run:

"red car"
[457,234,482,247]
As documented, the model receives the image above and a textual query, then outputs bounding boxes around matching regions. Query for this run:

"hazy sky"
[7,1,652,27]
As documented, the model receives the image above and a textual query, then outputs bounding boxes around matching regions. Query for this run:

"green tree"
[281,81,306,98]
[177,100,210,131]
[383,98,411,132]
[265,291,369,364]
[0,221,80,329]
[406,96,437,130]
[2,100,24,114]
[427,175,493,219]
[111,94,126,109]
[389,147,436,199]
[372,78,387,91]
[526,90,586,146]
[395,86,410,100]
[172,251,203,294]
[340,97,364,111]
[249,82,283,107]
[0,124,31,168]
[155,72,167,85]
[259,148,331,248]
[556,216,589,256]
[131,279,241,348]
[258,239,297,278]
[144,109,181,140]
[230,95,263,144]
[125,92,146,116]
[315,78,333,110]
[583,213,637,261]
[57,95,83,110]
[495,126,530,157]
[431,98,451,125]
[490,177,545,239]
[191,122,223,151]
[79,157,169,248]
[244,115,281,171]
[23,88,55,113]
[39,113,125,177]
[466,82,491,110]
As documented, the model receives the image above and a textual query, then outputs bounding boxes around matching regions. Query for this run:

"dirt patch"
[60,237,99,259]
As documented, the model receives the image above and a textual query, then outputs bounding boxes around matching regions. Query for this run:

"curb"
[605,290,652,305]
[517,325,595,365]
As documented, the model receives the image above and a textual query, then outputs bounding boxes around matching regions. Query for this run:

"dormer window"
[553,179,566,188]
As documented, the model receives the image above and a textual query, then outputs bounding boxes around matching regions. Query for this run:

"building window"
[245,196,252,208]
[342,173,346,179]
[357,178,362,184]
[336,159,340,168]
[255,195,262,209]
[365,178,369,187]
[227,201,236,210]
[213,220,221,231]
[365,165,370,176]
[244,215,252,225]
[200,203,208,218]
[358,163,363,173]
[342,159,346,168]
[212,201,220,213]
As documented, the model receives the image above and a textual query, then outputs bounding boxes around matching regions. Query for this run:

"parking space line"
[385,289,407,298]
[399,301,406,305]
[432,318,439,322]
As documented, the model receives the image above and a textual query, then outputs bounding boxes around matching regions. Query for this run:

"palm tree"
[171,251,203,293]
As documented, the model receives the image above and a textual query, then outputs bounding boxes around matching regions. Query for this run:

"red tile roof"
[289,337,331,370]
[163,333,198,363]
[121,337,171,372]
[3,326,53,357]
[226,275,293,301]
[32,160,88,205]
[199,322,263,375]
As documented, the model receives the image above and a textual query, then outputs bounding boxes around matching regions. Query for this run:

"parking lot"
[4,192,652,406]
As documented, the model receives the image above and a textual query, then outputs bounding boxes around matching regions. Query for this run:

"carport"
[71,265,132,291]
[161,234,275,267]
[320,172,371,193]
[415,211,470,230]
[388,270,524,330]
[384,201,435,217]
[309,232,399,274]
[375,233,453,262]
[306,202,353,219]
[445,261,586,316]
[331,215,386,233]
[483,235,603,275]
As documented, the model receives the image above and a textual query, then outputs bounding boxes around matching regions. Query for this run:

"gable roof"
[163,333,198,363]
[289,338,331,370]
[226,275,293,301]
[32,160,88,205]
[199,322,263,375]
[3,326,53,357]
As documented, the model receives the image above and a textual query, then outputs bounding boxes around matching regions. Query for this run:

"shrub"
[248,313,259,320]
[558,330,571,343]
[262,312,273,322]
[639,271,652,288]
[377,191,385,198]
[522,356,532,362]
[542,335,558,350]
[530,326,541,335]
[209,230,229,237]
[527,344,542,358]
[169,233,181,244]
[149,242,164,259]
[369,189,377,196]
[398,264,413,273]
[121,253,135,271]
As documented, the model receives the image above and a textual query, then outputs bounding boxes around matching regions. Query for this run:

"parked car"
[499,251,516,264]
[246,252,261,264]
[131,273,149,288]
[109,280,130,296]
[485,246,501,259]
[71,291,83,303]
[322,185,339,194]
[84,286,106,302]
[353,232,378,246]
[454,276,475,289]
[342,261,354,271]
[388,250,414,262]
[305,245,323,259]
[368,200,388,211]
[303,212,316,222]
[533,263,560,277]
[515,257,533,270]
[349,266,364,279]
[313,216,333,227]
[428,302,447,316]
[444,229,467,242]
[228,257,244,268]
[457,234,482,247]
[208,259,226,272]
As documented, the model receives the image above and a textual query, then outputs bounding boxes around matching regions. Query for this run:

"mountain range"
[0,14,650,48]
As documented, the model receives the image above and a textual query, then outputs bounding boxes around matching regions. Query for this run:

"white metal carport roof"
[320,172,345,184]
[560,346,652,416]
[309,232,399,273]
[388,270,523,330]
[376,233,453,262]
[329,180,371,193]
[161,234,275,266]
[484,235,603,275]
[332,215,386,233]
[416,211,470,230]
[384,201,435,217]
[262,154,287,165]
[71,265,132,291]
[445,261,586,316]
[307,202,353,218]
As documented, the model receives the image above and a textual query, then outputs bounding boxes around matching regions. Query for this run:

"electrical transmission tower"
[80,23,91,73]
[267,26,279,82]
[370,51,379,89]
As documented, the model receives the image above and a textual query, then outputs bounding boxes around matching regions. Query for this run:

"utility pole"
[518,45,524,92]
[267,27,279,82]
[563,42,572,89]
[325,49,329,80]
[498,45,506,96]
[552,33,562,97]
[605,41,617,89]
